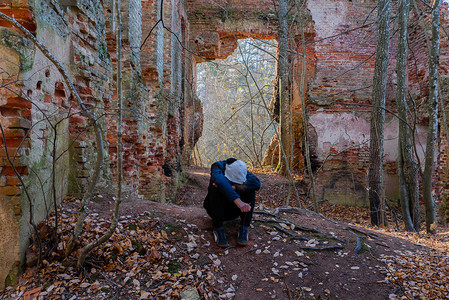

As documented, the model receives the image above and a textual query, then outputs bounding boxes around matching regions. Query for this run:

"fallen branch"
[374,242,390,248]
[317,213,340,224]
[272,224,297,237]
[299,246,345,251]
[254,206,302,217]
[148,278,169,290]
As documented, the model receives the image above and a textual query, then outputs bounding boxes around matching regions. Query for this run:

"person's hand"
[234,198,251,212]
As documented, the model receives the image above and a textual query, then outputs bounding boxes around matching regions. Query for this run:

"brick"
[44,94,52,103]
[13,204,21,215]
[0,19,13,29]
[0,156,25,167]
[1,166,27,176]
[0,97,32,109]
[0,139,29,148]
[0,0,12,6]
[10,196,20,205]
[21,109,31,119]
[69,115,85,124]
[6,175,21,185]
[7,117,31,129]
[0,147,22,157]
[55,89,66,98]
[0,8,33,21]
[2,128,25,139]
[77,86,93,95]
[11,0,31,8]
[0,185,20,195]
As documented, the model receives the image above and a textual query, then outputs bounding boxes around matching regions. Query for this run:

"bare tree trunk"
[369,0,391,226]
[423,0,441,234]
[277,0,292,177]
[395,0,418,232]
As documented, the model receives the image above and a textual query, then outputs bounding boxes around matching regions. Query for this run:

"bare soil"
[1,166,441,300]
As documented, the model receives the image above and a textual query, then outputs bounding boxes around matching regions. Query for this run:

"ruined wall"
[186,0,449,207]
[0,0,112,288]
[0,0,196,287]
[305,1,449,206]
[136,0,193,201]
[186,0,280,61]
[305,0,385,205]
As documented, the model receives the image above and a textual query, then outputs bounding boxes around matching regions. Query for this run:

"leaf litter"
[1,209,228,299]
[2,166,449,299]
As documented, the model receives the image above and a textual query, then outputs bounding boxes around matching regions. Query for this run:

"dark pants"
[203,186,256,228]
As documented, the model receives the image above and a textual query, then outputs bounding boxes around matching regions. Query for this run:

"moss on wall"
[0,29,35,72]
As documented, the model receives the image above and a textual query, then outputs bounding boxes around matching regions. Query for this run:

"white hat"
[225,160,247,184]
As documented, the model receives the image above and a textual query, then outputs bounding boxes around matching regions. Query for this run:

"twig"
[153,286,171,298]
[283,271,292,300]
[85,261,120,287]
[148,278,169,290]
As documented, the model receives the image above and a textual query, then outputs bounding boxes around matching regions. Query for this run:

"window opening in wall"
[195,38,277,168]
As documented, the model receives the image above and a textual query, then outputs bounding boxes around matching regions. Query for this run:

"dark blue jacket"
[208,159,261,203]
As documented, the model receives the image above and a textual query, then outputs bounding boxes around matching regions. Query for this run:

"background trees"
[195,39,276,168]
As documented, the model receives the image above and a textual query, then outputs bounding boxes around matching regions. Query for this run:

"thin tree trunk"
[422,0,441,234]
[395,0,418,232]
[278,0,292,177]
[369,0,391,226]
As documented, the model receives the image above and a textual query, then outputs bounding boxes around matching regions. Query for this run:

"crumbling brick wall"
[306,1,449,206]
[0,0,197,287]
[0,0,113,288]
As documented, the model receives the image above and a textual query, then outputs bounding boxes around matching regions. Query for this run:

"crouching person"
[203,158,261,247]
